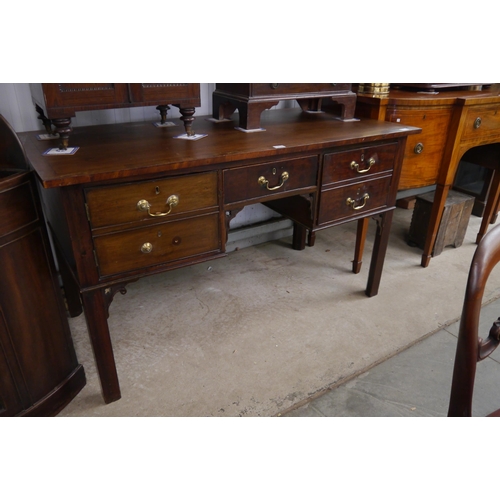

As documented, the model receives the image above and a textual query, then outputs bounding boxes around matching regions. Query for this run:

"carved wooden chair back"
[448,223,500,416]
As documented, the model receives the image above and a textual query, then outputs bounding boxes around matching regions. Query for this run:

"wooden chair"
[448,223,500,416]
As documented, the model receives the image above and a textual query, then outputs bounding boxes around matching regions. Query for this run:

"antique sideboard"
[20,108,419,404]
[355,86,500,267]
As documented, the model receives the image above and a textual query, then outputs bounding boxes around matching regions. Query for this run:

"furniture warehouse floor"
[58,207,500,417]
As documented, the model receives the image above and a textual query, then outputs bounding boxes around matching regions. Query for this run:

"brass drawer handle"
[474,117,482,129]
[346,193,370,210]
[137,194,179,217]
[350,157,376,174]
[414,142,424,154]
[141,242,153,253]
[258,171,289,191]
[270,83,280,89]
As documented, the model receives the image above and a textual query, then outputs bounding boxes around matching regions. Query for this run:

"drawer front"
[132,83,200,103]
[251,83,351,96]
[42,83,129,109]
[318,175,392,225]
[86,172,218,229]
[387,108,453,190]
[94,213,220,277]
[223,156,318,205]
[322,143,397,185]
[462,105,500,140]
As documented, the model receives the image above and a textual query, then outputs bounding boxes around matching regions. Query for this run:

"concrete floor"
[283,298,500,417]
[58,207,500,417]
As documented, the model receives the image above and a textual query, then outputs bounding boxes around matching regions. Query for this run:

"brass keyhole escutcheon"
[270,83,280,89]
[172,236,181,245]
[474,117,482,129]
[141,242,153,253]
[414,143,424,154]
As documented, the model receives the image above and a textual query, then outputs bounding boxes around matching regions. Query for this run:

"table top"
[20,108,420,189]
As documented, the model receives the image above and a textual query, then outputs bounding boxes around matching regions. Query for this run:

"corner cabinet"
[30,83,201,149]
[0,115,85,417]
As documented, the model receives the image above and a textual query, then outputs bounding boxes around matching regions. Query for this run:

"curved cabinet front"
[0,170,85,417]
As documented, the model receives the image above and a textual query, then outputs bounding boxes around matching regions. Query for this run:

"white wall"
[0,83,290,243]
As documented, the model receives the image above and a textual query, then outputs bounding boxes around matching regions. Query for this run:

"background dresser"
[212,83,356,130]
[355,85,500,266]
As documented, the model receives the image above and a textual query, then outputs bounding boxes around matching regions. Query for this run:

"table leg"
[353,217,369,274]
[365,211,393,297]
[421,184,450,268]
[292,222,307,250]
[308,230,316,247]
[476,169,500,244]
[81,288,121,404]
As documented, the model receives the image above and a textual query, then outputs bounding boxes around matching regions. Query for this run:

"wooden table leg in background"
[421,184,451,268]
[477,169,500,244]
[81,289,121,404]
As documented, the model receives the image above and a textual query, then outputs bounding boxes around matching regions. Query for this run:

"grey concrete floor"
[283,298,500,417]
[58,207,500,417]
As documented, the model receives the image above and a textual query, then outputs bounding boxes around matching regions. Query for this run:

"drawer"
[250,83,351,96]
[322,143,397,185]
[131,83,200,103]
[387,107,453,189]
[318,175,392,225]
[93,213,220,277]
[462,105,500,140]
[223,156,318,205]
[86,172,218,229]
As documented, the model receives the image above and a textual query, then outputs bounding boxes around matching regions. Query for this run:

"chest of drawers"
[20,108,419,405]
[30,83,201,149]
[213,83,357,130]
